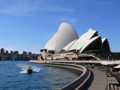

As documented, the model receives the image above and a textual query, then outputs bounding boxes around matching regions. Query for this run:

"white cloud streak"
[0,0,74,16]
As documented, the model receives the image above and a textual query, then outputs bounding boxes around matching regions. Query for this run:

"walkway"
[89,68,120,90]
[89,68,107,90]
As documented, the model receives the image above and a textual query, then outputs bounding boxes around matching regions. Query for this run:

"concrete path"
[89,68,120,90]
[89,69,107,90]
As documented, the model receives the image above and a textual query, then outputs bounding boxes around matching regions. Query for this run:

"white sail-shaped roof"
[80,36,102,53]
[102,38,106,43]
[63,40,77,51]
[44,22,78,52]
[102,38,111,52]
[68,28,98,51]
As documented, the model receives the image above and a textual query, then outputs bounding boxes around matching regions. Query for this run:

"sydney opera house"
[40,22,111,60]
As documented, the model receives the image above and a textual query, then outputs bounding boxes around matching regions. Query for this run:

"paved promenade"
[89,68,107,90]
[89,68,120,90]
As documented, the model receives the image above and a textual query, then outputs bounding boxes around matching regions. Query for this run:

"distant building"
[0,48,38,60]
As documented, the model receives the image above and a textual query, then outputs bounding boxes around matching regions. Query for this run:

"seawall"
[31,60,94,90]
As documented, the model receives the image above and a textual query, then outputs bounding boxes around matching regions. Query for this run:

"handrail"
[76,70,94,90]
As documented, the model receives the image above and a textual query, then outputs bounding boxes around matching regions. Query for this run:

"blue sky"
[0,0,120,53]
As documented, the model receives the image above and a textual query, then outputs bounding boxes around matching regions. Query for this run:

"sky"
[0,0,120,53]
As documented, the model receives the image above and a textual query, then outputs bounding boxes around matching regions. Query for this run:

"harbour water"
[0,61,78,90]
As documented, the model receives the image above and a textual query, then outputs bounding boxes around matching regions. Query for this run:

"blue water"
[0,61,78,90]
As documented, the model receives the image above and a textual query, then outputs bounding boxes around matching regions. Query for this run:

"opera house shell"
[43,22,110,54]
[44,22,78,52]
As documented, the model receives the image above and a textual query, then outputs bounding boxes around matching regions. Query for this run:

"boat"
[27,66,33,74]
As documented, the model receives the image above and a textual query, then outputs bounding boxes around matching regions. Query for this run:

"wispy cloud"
[60,16,78,24]
[0,0,74,16]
